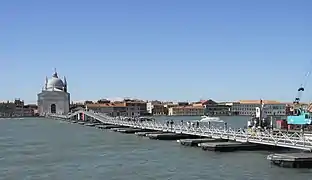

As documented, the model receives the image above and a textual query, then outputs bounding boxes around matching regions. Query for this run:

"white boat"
[200,116,224,123]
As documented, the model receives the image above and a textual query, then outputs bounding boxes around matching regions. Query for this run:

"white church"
[37,69,70,116]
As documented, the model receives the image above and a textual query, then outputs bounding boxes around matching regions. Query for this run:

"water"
[0,117,311,180]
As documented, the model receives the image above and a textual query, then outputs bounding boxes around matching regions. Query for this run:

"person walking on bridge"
[170,120,174,131]
[166,120,169,128]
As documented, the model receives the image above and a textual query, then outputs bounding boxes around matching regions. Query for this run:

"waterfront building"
[146,102,167,115]
[218,102,235,106]
[97,99,111,104]
[163,103,179,108]
[192,99,231,116]
[85,99,146,117]
[206,105,231,116]
[69,101,87,112]
[14,99,25,117]
[231,100,287,116]
[0,101,16,117]
[168,106,204,116]
[84,100,94,104]
[146,102,153,114]
[178,102,189,106]
[85,102,129,116]
[37,70,70,116]
[0,99,37,117]
[152,104,167,115]
[146,101,162,114]
[124,99,148,116]
[23,104,37,116]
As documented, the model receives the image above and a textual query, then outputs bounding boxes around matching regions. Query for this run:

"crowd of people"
[165,120,201,130]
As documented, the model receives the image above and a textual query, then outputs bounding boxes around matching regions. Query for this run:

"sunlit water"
[0,117,311,180]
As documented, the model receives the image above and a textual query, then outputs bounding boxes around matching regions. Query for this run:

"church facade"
[37,70,70,116]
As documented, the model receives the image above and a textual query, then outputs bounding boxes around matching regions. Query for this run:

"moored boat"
[199,115,224,123]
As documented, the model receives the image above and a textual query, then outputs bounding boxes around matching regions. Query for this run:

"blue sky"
[1,0,312,103]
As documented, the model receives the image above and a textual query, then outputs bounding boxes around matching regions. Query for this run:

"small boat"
[199,116,224,123]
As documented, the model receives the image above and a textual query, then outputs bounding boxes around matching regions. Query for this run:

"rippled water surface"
[0,117,311,180]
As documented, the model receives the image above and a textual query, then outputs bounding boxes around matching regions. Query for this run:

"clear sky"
[1,0,312,103]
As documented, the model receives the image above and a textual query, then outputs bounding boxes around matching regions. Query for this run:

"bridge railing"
[51,110,312,150]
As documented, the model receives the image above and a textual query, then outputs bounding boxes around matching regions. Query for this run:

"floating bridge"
[48,110,312,151]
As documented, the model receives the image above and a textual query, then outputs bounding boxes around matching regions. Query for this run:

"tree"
[84,100,93,104]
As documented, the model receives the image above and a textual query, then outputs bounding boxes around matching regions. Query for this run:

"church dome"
[47,77,64,90]
[45,70,66,91]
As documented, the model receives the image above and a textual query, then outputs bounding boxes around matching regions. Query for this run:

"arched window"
[51,104,56,113]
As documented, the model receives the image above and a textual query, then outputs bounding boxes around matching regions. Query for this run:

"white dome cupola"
[44,69,67,92]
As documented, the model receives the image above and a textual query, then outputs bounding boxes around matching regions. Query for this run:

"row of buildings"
[148,99,291,116]
[0,99,38,117]
[229,100,288,116]
[0,97,299,118]
[0,70,299,118]
[150,100,230,116]
[80,99,224,117]
[78,98,294,117]
[82,99,147,117]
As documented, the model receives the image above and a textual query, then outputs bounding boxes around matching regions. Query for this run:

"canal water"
[0,117,311,180]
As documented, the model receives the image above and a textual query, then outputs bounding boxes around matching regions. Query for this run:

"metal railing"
[47,110,312,151]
